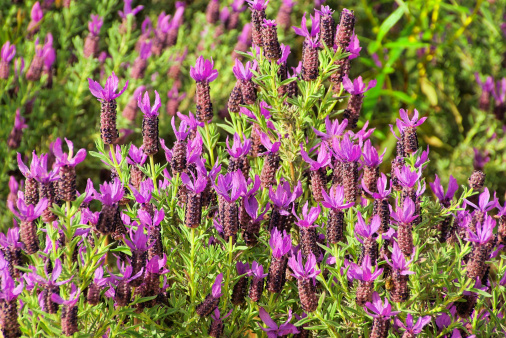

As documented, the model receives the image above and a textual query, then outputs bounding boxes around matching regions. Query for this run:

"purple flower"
[465,215,495,245]
[30,2,43,24]
[384,241,415,275]
[361,140,385,167]
[11,109,28,134]
[0,227,23,250]
[177,111,204,132]
[278,44,291,65]
[1,41,16,63]
[187,134,204,166]
[313,116,348,142]
[238,23,252,45]
[110,261,143,286]
[16,152,38,178]
[0,275,24,302]
[473,148,490,170]
[269,228,291,258]
[138,90,161,117]
[244,195,270,222]
[342,76,377,96]
[332,134,361,162]
[429,174,458,204]
[269,181,302,213]
[294,202,320,228]
[231,0,246,12]
[292,12,320,47]
[139,41,152,60]
[127,144,147,166]
[130,179,154,204]
[395,314,431,335]
[321,185,355,210]
[124,223,149,253]
[258,307,299,337]
[167,85,186,102]
[53,138,87,168]
[464,188,498,213]
[288,251,321,280]
[362,173,391,199]
[96,178,124,206]
[51,283,80,307]
[138,208,164,229]
[391,198,418,224]
[146,254,169,274]
[246,0,269,11]
[492,78,506,104]
[347,34,361,59]
[88,72,129,101]
[211,273,224,298]
[226,133,251,158]
[232,58,255,80]
[88,15,103,36]
[236,261,250,275]
[300,143,331,170]
[394,165,421,189]
[397,109,427,128]
[190,56,218,82]
[35,259,73,287]
[475,73,494,93]
[364,292,400,320]
[118,0,143,19]
[348,255,383,282]
[248,261,268,281]
[181,171,207,194]
[171,116,190,141]
[213,171,247,203]
[259,132,281,154]
[414,146,430,170]
[355,213,381,242]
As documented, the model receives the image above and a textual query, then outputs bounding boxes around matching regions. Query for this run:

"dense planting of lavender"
[1,0,506,337]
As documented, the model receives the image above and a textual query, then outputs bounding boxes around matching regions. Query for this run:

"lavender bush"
[1,0,506,337]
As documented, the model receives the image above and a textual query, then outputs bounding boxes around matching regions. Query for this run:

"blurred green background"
[1,0,505,231]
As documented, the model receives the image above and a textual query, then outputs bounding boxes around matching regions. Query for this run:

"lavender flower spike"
[233,59,257,104]
[342,76,377,129]
[397,108,427,154]
[191,56,218,123]
[196,273,223,317]
[258,307,299,337]
[139,90,161,155]
[430,174,458,206]
[365,292,400,337]
[118,0,144,19]
[0,41,16,79]
[88,72,129,102]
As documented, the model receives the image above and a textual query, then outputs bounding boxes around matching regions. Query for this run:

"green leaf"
[420,77,438,106]
[216,123,236,135]
[110,246,132,256]
[376,6,405,44]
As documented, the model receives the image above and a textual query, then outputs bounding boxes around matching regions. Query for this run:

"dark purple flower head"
[127,144,147,166]
[292,12,320,47]
[475,73,494,92]
[355,213,381,242]
[394,165,421,189]
[259,132,281,154]
[278,44,291,65]
[213,171,247,202]
[465,188,498,213]
[384,241,415,275]
[190,56,218,82]
[347,34,361,60]
[342,76,377,96]
[395,314,432,334]
[362,173,391,199]
[167,85,186,101]
[1,41,16,62]
[248,261,268,281]
[361,140,385,167]
[348,255,383,282]
[391,198,418,224]
[31,2,43,23]
[288,251,321,280]
[244,195,269,222]
[125,223,149,253]
[465,215,495,245]
[246,0,269,11]
[130,179,154,204]
[269,228,291,258]
[313,116,348,142]
[138,90,161,117]
[181,171,207,194]
[171,116,190,141]
[365,292,400,319]
[88,15,103,36]
[300,143,331,170]
[258,307,299,337]
[232,58,255,80]
[294,202,320,228]
[321,185,354,210]
[96,178,124,206]
[118,0,143,19]
[88,72,129,101]
[236,261,250,275]
[146,254,169,274]
[52,283,80,307]
[269,181,302,213]
[332,134,361,162]
[211,273,224,298]
[398,108,427,128]
[138,208,164,230]
[429,174,458,204]
[53,138,87,168]
[0,275,24,302]
[492,78,506,104]
[227,133,252,158]
[139,41,152,60]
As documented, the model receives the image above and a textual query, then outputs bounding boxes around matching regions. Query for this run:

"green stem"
[189,227,196,304]
[204,122,215,167]
[149,155,158,192]
[222,236,234,312]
